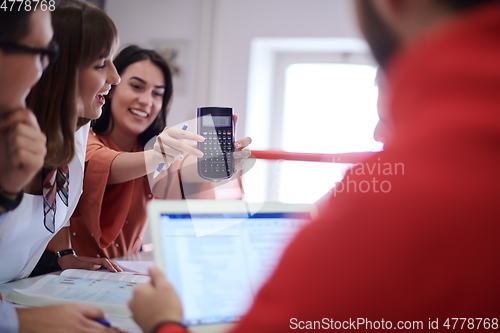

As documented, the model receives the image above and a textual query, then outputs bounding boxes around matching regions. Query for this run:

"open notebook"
[148,200,314,333]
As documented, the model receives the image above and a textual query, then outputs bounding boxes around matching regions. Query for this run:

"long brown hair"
[26,0,118,167]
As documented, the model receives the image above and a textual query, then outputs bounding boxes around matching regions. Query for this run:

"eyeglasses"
[0,40,59,70]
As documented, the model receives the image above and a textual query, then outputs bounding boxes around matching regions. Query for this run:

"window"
[279,62,381,203]
[245,38,381,203]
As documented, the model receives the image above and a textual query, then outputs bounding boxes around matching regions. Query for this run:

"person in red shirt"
[128,0,500,332]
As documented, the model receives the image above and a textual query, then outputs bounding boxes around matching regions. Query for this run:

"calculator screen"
[202,116,231,127]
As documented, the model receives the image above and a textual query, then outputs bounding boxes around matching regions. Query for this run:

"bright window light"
[279,63,382,203]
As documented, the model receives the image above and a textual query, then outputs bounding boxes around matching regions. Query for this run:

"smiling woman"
[68,45,252,259]
[78,56,120,122]
[105,59,167,148]
[26,0,120,167]
[92,46,174,150]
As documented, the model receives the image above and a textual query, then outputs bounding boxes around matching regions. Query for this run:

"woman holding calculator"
[68,45,252,259]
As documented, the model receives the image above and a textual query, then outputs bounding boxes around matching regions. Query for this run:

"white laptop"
[148,200,314,333]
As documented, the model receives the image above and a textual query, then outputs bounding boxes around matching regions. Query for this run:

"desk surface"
[0,250,233,333]
[0,251,154,333]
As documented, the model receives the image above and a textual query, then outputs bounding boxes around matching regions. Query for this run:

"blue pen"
[94,318,120,329]
[95,319,111,327]
[153,124,188,178]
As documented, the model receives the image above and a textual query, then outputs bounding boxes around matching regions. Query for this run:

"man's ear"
[371,0,406,27]
[371,0,417,41]
[377,0,452,42]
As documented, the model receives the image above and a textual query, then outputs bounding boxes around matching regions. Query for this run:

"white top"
[0,124,89,284]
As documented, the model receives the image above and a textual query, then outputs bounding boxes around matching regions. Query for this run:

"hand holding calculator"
[197,107,235,180]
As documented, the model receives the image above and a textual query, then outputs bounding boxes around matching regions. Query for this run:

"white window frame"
[244,38,376,202]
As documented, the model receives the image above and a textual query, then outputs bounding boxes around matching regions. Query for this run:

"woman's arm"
[107,127,205,185]
[51,227,121,272]
[107,150,155,185]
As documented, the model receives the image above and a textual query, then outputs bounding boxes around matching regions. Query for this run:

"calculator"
[197,107,235,180]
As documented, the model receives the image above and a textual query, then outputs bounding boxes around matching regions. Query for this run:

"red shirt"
[159,3,500,332]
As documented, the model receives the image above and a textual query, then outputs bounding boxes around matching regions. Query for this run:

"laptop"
[148,200,314,333]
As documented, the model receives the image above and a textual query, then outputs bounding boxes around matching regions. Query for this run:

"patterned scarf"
[42,166,69,233]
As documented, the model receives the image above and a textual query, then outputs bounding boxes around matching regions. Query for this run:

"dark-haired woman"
[69,45,252,259]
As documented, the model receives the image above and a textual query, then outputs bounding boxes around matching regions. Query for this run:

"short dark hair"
[0,11,33,43]
[92,45,174,146]
[438,0,500,10]
[26,0,118,167]
[0,0,62,42]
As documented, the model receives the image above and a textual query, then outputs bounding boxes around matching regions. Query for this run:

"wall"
[106,0,363,134]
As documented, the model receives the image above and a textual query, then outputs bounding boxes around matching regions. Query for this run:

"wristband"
[55,249,76,258]
[151,320,187,333]
[0,188,23,211]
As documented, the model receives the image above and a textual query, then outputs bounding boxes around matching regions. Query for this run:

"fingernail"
[235,142,241,148]
[195,151,204,157]
[93,265,101,269]
[198,135,205,141]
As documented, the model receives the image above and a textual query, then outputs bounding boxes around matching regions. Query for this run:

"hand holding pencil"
[151,126,205,177]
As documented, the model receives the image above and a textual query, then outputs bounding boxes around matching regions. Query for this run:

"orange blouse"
[69,130,214,258]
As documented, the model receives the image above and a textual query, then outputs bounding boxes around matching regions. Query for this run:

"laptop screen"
[157,211,311,326]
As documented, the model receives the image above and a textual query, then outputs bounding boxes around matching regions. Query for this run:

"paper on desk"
[115,261,154,274]
[6,269,150,317]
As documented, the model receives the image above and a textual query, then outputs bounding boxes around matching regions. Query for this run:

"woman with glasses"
[1,5,118,333]
[0,40,59,70]
[0,10,50,217]
[0,0,122,285]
